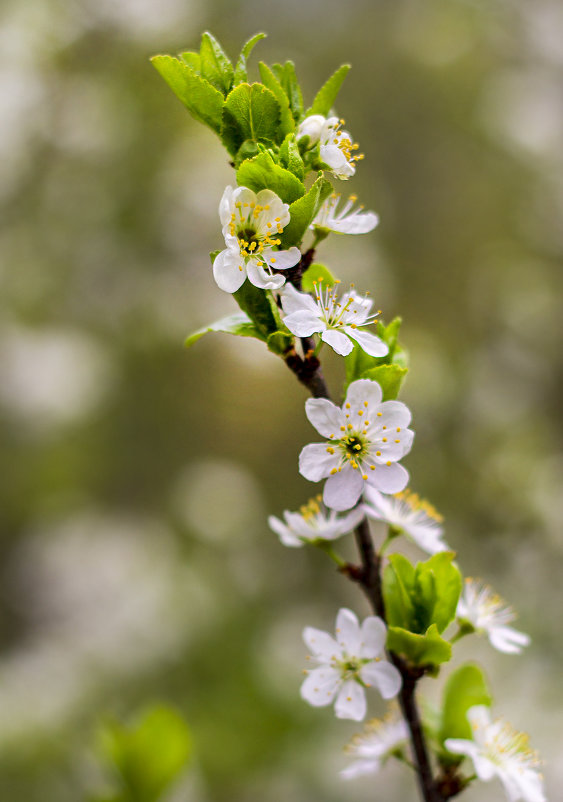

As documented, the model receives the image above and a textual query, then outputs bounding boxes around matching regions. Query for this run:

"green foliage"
[232,281,291,355]
[301,263,338,292]
[279,135,305,180]
[439,664,492,750]
[150,56,224,133]
[234,33,267,84]
[308,64,351,116]
[258,63,295,138]
[344,316,409,398]
[383,553,462,669]
[363,364,408,401]
[221,84,281,156]
[185,312,266,348]
[236,151,305,204]
[199,32,234,95]
[94,706,192,802]
[280,174,332,248]
[271,61,304,122]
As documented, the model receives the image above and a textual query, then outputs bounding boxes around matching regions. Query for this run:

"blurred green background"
[1,0,562,799]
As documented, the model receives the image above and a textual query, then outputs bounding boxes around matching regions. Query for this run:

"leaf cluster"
[345,317,409,400]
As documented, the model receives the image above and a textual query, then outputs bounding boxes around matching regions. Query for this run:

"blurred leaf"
[234,33,267,84]
[199,32,234,95]
[233,282,284,338]
[272,61,304,121]
[301,263,337,292]
[221,83,281,157]
[387,623,452,668]
[150,56,224,133]
[363,364,408,400]
[178,51,200,72]
[280,174,332,247]
[258,63,295,138]
[185,312,266,348]
[98,706,192,802]
[308,64,351,116]
[279,134,305,180]
[383,553,416,629]
[440,664,492,749]
[236,151,305,204]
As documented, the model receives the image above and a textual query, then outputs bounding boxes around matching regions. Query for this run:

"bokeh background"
[1,0,562,799]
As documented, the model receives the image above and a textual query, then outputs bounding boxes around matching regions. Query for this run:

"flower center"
[394,489,444,523]
[341,432,368,462]
[334,655,363,680]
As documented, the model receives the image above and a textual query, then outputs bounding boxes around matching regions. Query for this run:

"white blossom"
[456,578,530,654]
[299,379,414,511]
[363,486,449,555]
[280,282,388,358]
[312,193,379,235]
[319,116,363,179]
[296,114,325,145]
[445,706,546,802]
[341,707,409,779]
[301,608,401,721]
[268,495,364,548]
[212,186,301,293]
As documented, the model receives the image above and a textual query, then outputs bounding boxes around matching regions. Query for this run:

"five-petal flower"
[301,608,402,721]
[268,495,364,548]
[456,578,530,654]
[213,186,301,293]
[299,379,414,511]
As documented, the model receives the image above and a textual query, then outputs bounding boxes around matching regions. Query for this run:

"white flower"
[268,495,364,548]
[212,186,301,293]
[319,116,363,179]
[340,707,409,779]
[312,193,379,235]
[299,379,414,511]
[363,486,449,555]
[456,578,530,654]
[280,282,388,358]
[296,114,326,145]
[301,608,402,721]
[445,706,546,802]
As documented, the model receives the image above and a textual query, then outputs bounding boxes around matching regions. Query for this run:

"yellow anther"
[340,426,346,432]
[370,465,375,471]
[358,410,363,416]
[362,474,368,480]
[376,450,381,456]
[377,412,382,417]
[345,403,351,409]
[347,424,353,430]
[396,427,401,432]
[382,425,387,430]
[330,468,338,475]
[386,461,391,466]
[270,257,276,263]
[326,447,335,454]
[395,439,400,443]
[382,438,387,443]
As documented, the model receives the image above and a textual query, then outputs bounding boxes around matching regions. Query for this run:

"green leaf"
[344,317,409,390]
[279,135,305,180]
[309,64,351,116]
[363,364,408,400]
[221,83,281,157]
[233,282,283,338]
[234,33,266,84]
[267,330,294,355]
[199,31,234,95]
[421,553,462,634]
[236,151,305,205]
[272,61,304,122]
[99,706,191,802]
[387,624,452,668]
[301,263,337,293]
[258,62,295,138]
[440,664,492,746]
[178,51,200,72]
[151,56,224,134]
[280,174,332,247]
[383,554,416,630]
[184,312,266,348]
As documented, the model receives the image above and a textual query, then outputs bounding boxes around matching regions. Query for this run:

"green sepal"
[258,62,295,138]
[267,330,294,355]
[199,31,234,95]
[150,56,224,134]
[308,64,351,116]
[301,263,338,292]
[233,281,284,339]
[221,83,281,157]
[233,33,266,84]
[236,151,305,205]
[272,61,304,122]
[184,312,266,348]
[279,135,305,180]
[439,664,492,753]
[387,623,452,669]
[280,174,332,247]
[363,364,408,401]
[97,706,192,802]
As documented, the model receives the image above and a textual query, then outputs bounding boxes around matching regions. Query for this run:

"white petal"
[305,397,346,437]
[336,506,366,534]
[246,260,285,290]
[320,143,349,170]
[280,283,319,315]
[340,759,381,780]
[231,185,258,208]
[323,467,364,511]
[301,667,341,707]
[489,626,530,654]
[368,462,409,494]
[321,328,354,355]
[376,400,412,429]
[212,249,247,293]
[359,617,387,658]
[330,211,379,235]
[360,662,402,699]
[264,246,301,269]
[299,443,340,481]
[335,608,361,654]
[444,738,484,767]
[345,379,382,412]
[267,515,302,548]
[283,310,322,337]
[345,328,389,357]
[303,627,341,661]
[218,185,235,226]
[335,680,366,720]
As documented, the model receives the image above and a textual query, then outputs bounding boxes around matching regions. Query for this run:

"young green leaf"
[233,281,284,338]
[344,317,408,389]
[301,263,338,292]
[258,62,295,138]
[236,151,305,204]
[267,330,294,355]
[363,364,408,400]
[387,623,452,668]
[150,56,224,134]
[440,664,492,747]
[420,553,462,634]
[279,135,305,180]
[383,553,416,630]
[221,83,281,156]
[178,50,200,72]
[234,33,267,84]
[272,61,304,121]
[279,174,332,248]
[308,64,351,116]
[185,312,266,348]
[199,31,234,95]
